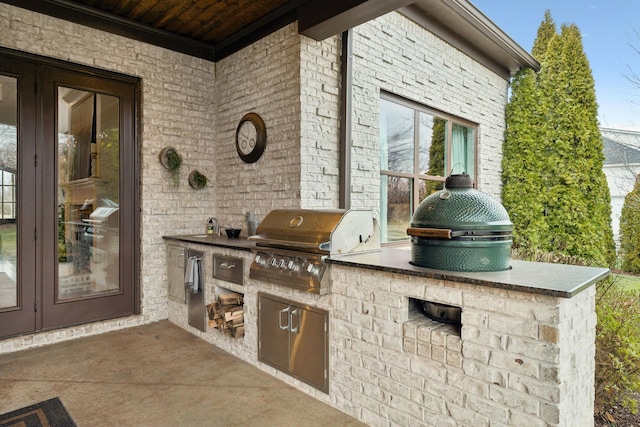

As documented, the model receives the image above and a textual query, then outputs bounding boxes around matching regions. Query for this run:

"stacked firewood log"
[206,292,244,338]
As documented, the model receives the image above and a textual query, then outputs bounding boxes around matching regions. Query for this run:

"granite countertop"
[163,235,610,298]
[326,247,610,298]
[163,234,255,251]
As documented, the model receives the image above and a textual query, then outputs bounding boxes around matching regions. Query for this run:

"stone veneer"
[329,264,597,426]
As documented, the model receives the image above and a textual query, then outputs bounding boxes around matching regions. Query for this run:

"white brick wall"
[330,265,596,426]
[214,24,302,225]
[300,35,342,208]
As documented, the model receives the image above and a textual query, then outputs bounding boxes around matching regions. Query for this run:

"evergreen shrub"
[595,279,640,415]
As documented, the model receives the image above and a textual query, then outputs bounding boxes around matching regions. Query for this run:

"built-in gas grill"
[249,209,380,294]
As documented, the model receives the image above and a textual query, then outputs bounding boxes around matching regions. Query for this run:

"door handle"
[279,307,290,330]
[177,253,185,268]
[290,309,299,333]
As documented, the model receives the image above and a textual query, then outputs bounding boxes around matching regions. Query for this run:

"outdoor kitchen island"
[326,248,609,426]
[164,236,609,427]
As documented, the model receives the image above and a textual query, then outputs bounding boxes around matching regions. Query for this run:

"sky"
[471,0,640,131]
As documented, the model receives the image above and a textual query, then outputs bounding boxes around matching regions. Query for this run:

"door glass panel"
[57,88,120,300]
[0,76,17,309]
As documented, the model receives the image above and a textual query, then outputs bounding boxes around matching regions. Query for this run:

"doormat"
[0,397,77,427]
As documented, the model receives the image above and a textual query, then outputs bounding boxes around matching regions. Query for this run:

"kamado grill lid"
[407,174,513,272]
[408,174,512,236]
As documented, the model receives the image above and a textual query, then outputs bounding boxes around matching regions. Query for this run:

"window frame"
[379,92,478,244]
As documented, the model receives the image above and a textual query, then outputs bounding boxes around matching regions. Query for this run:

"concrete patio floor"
[0,321,364,426]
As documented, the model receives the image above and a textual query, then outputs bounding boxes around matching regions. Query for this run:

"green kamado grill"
[407,174,512,272]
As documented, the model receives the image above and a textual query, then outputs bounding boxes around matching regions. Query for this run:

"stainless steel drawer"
[212,255,244,285]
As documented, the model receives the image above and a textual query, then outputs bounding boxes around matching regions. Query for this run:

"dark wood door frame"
[0,47,141,337]
[0,55,37,337]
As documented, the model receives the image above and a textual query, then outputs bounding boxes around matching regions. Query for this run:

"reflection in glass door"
[0,76,17,310]
[57,89,120,300]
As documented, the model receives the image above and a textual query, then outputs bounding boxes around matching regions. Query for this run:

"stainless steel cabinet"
[258,293,328,393]
[167,245,206,332]
[186,249,205,332]
[167,245,186,303]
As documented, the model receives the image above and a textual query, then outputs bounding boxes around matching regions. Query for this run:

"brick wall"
[330,265,596,426]
[299,35,343,208]
[213,24,342,219]
[214,24,302,226]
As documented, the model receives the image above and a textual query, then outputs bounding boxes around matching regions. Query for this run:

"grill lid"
[249,208,380,255]
[408,174,512,234]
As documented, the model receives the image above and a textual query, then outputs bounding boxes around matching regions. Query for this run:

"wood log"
[218,292,243,305]
[209,292,245,337]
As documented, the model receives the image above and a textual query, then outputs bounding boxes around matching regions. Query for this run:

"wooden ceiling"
[1,0,307,61]
[65,0,294,46]
[3,0,412,62]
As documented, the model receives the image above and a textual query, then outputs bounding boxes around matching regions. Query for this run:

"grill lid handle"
[407,227,454,239]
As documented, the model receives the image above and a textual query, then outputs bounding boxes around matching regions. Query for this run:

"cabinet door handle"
[219,262,235,269]
[279,307,290,330]
[290,309,299,333]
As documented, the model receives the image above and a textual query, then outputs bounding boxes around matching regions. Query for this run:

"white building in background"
[602,127,640,244]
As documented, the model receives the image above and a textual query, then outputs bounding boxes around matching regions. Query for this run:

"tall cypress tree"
[532,10,556,61]
[502,13,616,267]
[502,12,555,254]
[425,117,446,195]
[502,67,549,252]
[620,175,640,272]
[538,24,615,266]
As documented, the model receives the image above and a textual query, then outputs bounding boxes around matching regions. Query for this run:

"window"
[0,169,16,220]
[380,94,477,243]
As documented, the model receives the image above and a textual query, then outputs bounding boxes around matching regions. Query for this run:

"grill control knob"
[255,254,267,267]
[269,257,278,268]
[278,259,287,269]
[287,260,298,271]
[306,263,319,275]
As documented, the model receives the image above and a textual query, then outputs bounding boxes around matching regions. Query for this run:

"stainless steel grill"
[249,209,380,294]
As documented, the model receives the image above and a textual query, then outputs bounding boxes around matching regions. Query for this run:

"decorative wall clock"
[235,112,266,163]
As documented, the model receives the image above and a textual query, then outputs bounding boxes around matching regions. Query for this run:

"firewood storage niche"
[209,254,245,338]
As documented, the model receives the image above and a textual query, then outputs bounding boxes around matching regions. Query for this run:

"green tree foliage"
[531,10,555,60]
[502,13,616,267]
[502,67,549,252]
[539,24,615,266]
[424,117,446,195]
[595,280,640,415]
[620,175,640,273]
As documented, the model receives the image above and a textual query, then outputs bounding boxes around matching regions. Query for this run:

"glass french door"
[0,57,37,337]
[0,52,139,338]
